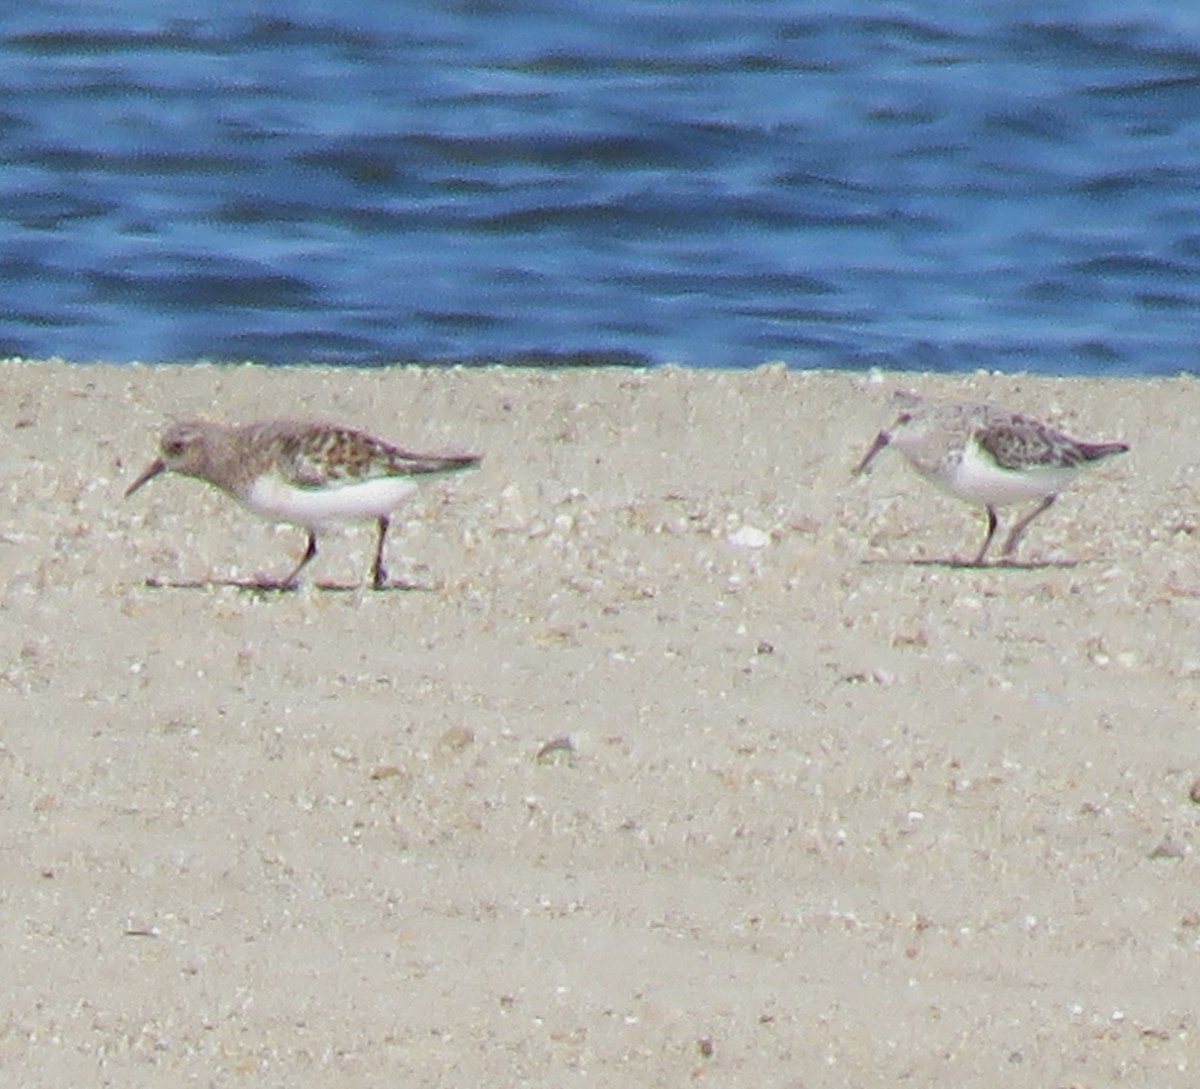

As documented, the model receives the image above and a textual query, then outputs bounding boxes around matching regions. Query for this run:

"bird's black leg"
[972,506,999,565]
[1001,495,1056,561]
[371,516,390,590]
[280,531,318,589]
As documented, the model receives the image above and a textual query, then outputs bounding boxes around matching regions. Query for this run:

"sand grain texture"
[0,361,1195,1086]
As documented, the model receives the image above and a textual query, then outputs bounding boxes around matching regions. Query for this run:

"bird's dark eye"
[164,440,185,457]
[897,411,913,424]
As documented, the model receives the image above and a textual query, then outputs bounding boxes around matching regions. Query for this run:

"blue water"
[3,2,1200,373]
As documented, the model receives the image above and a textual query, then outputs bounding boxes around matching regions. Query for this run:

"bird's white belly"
[246,475,419,529]
[945,440,1075,506]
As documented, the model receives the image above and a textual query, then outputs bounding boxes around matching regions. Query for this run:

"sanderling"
[126,419,482,589]
[855,392,1128,565]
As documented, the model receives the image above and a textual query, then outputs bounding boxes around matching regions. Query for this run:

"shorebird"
[126,419,482,589]
[855,393,1128,564]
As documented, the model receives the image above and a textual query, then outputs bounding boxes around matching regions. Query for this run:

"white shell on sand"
[727,523,771,549]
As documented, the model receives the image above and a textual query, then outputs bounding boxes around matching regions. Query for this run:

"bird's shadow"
[141,576,432,595]
[862,556,1081,571]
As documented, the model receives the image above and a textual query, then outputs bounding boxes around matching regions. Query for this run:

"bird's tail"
[1077,441,1129,463]
[399,451,484,477]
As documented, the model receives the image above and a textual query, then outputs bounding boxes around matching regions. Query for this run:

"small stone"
[536,735,575,765]
[439,725,475,752]
[1149,837,1186,860]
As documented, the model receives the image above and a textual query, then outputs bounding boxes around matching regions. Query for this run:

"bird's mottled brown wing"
[975,416,1083,470]
[262,422,479,487]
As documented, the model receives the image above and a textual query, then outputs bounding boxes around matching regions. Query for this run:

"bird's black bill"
[854,431,890,475]
[125,458,166,497]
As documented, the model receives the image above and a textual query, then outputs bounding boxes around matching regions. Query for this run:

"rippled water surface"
[4,2,1200,372]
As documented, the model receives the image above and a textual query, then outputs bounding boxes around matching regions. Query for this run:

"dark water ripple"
[2,3,1200,372]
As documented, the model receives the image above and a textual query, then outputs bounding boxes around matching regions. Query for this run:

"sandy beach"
[1,360,1196,1086]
